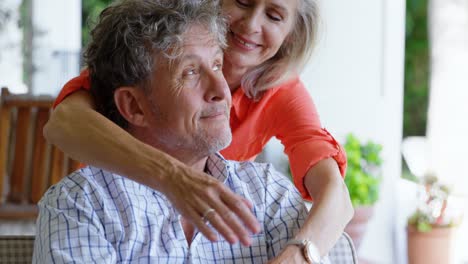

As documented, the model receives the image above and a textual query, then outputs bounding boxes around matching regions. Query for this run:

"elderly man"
[33,0,314,263]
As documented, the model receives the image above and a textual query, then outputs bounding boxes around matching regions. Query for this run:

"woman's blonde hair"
[240,0,319,100]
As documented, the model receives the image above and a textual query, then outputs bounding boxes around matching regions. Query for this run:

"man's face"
[142,25,232,161]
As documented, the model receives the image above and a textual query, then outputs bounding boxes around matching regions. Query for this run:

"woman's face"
[222,0,297,71]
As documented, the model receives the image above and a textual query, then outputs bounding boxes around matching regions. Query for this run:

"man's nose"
[204,72,230,103]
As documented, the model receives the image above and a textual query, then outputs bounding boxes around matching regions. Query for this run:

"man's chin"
[196,129,232,154]
[208,133,232,153]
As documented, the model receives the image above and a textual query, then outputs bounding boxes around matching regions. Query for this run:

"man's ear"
[114,87,149,127]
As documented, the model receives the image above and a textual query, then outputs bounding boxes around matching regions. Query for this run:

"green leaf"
[417,222,433,232]
[82,0,115,47]
[343,133,383,207]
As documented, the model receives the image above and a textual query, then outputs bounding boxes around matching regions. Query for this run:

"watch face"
[303,247,313,263]
[305,242,320,263]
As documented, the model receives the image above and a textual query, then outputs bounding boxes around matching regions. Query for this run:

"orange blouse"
[54,70,347,200]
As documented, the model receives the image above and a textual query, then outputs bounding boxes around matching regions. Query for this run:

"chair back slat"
[50,146,64,185]
[9,107,32,203]
[0,101,12,203]
[68,158,81,174]
[0,87,79,219]
[30,108,51,204]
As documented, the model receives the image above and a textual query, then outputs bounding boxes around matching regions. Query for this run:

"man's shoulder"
[226,159,305,213]
[39,166,117,204]
[226,159,294,188]
[227,159,271,174]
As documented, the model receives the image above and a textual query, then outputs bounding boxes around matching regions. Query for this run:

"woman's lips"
[230,31,259,51]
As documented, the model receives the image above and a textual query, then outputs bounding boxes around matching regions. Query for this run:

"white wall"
[266,0,406,263]
[427,0,468,262]
[0,0,27,93]
[31,0,81,96]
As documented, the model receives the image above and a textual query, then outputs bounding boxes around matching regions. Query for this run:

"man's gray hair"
[85,0,227,128]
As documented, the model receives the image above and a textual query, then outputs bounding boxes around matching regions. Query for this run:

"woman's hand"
[162,165,261,246]
[267,245,308,264]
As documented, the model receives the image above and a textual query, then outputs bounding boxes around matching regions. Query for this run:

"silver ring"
[201,208,215,223]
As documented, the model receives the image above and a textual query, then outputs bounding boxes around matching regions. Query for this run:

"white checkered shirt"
[33,153,309,263]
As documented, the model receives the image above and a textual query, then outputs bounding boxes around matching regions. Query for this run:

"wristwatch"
[286,239,321,263]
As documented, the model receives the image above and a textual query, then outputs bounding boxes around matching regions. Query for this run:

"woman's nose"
[239,10,262,35]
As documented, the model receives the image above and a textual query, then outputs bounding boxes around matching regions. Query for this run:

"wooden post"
[0,88,12,203]
[9,107,32,203]
[30,108,51,203]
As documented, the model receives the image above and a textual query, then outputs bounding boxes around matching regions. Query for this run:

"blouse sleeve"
[53,69,91,108]
[265,79,347,201]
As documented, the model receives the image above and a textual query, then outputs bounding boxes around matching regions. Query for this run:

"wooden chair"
[0,87,80,219]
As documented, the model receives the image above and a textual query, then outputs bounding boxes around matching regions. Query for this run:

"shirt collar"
[205,153,230,184]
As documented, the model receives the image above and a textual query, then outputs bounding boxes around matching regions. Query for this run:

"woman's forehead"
[222,0,298,10]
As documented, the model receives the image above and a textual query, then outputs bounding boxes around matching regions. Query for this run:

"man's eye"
[213,64,223,71]
[183,69,197,77]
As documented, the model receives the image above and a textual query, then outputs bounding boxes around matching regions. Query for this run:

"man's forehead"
[175,31,223,63]
[179,45,223,61]
[181,28,222,53]
[183,30,219,44]
[157,25,223,71]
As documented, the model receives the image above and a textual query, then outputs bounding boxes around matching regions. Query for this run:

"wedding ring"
[201,208,215,223]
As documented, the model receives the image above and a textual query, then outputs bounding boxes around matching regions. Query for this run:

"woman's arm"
[263,80,353,262]
[268,159,353,263]
[44,90,260,245]
[296,158,353,255]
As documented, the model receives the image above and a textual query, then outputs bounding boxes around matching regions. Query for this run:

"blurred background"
[0,0,467,263]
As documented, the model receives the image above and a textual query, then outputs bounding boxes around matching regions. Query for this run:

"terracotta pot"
[344,206,374,249]
[407,225,454,264]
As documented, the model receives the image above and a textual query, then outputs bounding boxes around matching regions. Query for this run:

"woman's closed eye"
[235,0,250,8]
[267,11,282,22]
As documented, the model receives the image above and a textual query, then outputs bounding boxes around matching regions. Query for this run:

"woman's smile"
[229,30,260,51]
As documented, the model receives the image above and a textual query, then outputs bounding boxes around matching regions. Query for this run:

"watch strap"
[286,239,308,247]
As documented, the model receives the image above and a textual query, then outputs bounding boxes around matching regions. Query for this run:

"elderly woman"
[45,0,353,262]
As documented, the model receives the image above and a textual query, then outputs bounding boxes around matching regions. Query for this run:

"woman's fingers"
[215,183,260,235]
[205,182,260,246]
[184,205,218,242]
[222,193,261,235]
[185,194,240,244]
[165,168,260,245]
[194,183,256,246]
[202,208,239,244]
[242,197,254,210]
[208,197,252,246]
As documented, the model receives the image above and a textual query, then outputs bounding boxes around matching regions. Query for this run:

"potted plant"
[343,133,383,249]
[406,173,462,264]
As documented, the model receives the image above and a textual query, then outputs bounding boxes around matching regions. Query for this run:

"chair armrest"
[328,232,358,264]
